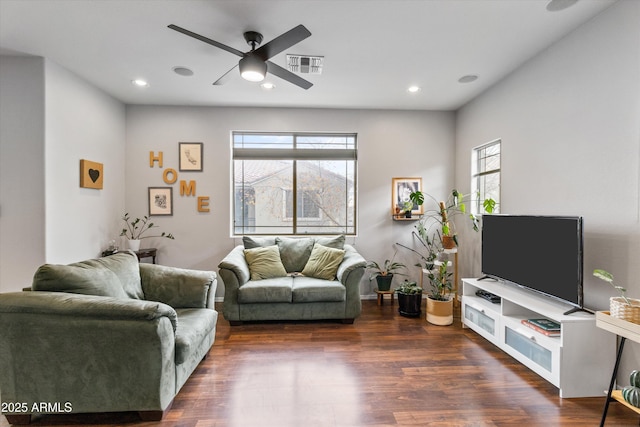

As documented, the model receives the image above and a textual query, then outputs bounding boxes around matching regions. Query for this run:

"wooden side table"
[134,248,157,264]
[375,289,394,306]
[596,311,640,426]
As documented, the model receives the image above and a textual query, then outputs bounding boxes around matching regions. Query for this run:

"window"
[233,132,356,235]
[472,139,501,214]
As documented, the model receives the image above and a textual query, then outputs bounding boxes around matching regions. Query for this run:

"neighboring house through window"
[472,139,501,214]
[233,132,357,235]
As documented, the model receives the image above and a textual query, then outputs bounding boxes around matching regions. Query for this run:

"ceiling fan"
[168,24,313,89]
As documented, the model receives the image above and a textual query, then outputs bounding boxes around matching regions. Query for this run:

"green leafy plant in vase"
[366,252,406,292]
[120,213,175,251]
[593,269,640,323]
[395,279,423,317]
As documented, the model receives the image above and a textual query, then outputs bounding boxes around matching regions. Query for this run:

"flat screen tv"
[481,215,584,314]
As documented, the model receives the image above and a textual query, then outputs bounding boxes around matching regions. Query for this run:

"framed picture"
[179,142,203,171]
[148,187,173,216]
[392,177,423,215]
[79,159,103,189]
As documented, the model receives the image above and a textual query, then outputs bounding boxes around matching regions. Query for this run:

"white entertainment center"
[461,277,616,398]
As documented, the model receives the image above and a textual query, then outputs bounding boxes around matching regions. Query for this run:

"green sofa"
[0,251,217,424]
[218,236,366,325]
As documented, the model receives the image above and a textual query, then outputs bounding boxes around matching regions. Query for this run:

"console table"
[461,278,615,397]
[134,248,157,264]
[596,311,640,426]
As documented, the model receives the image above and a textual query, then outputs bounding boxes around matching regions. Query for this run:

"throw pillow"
[243,236,277,249]
[301,244,345,281]
[315,235,346,249]
[244,245,287,280]
[275,237,315,272]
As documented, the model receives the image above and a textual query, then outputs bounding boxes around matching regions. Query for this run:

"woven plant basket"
[610,297,640,324]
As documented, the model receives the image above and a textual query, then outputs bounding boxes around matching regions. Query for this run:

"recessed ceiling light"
[131,79,149,87]
[172,66,194,77]
[546,0,579,12]
[458,75,478,83]
[261,82,276,90]
[407,86,421,93]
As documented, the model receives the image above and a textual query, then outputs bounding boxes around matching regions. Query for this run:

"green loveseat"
[0,251,217,424]
[218,236,366,325]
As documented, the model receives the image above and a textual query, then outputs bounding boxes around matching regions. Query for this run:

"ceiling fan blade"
[254,24,311,61]
[168,24,245,57]
[212,64,238,86]
[266,61,313,90]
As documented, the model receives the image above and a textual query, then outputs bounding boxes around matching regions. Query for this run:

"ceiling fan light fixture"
[546,0,579,12]
[239,54,267,82]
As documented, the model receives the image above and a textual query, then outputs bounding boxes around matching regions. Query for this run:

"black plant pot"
[397,293,422,317]
[375,274,394,291]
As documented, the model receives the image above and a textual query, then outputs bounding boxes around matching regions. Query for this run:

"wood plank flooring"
[2,300,638,426]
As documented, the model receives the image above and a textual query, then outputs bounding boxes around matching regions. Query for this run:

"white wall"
[125,106,456,295]
[0,56,46,292]
[0,56,126,292]
[44,60,126,264]
[455,0,640,383]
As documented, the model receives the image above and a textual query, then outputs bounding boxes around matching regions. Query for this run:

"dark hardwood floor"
[2,300,638,426]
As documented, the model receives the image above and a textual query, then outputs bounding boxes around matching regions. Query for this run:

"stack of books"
[521,318,561,336]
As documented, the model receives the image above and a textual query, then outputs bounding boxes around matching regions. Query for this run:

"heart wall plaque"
[80,159,103,189]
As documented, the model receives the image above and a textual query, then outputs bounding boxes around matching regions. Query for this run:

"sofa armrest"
[218,245,251,322]
[0,291,177,415]
[0,291,178,331]
[139,263,217,309]
[336,244,367,285]
[217,245,250,285]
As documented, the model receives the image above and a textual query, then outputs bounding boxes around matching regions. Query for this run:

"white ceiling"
[0,0,616,111]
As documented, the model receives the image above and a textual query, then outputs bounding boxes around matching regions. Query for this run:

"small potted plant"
[366,253,406,292]
[594,269,640,324]
[426,261,454,325]
[395,279,423,317]
[120,213,175,251]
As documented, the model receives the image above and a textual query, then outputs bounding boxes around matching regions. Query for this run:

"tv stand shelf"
[462,278,615,398]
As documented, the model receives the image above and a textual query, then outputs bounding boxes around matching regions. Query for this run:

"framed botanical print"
[179,142,203,171]
[149,187,173,216]
[391,177,423,215]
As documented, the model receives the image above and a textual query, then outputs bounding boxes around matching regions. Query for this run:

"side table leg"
[600,337,626,427]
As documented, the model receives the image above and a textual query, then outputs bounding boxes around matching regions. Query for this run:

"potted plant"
[395,279,423,317]
[120,213,175,251]
[426,261,454,325]
[366,253,406,292]
[593,269,640,323]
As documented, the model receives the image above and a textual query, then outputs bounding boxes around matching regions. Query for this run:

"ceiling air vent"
[286,55,324,74]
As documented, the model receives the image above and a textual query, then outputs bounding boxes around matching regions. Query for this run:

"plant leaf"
[593,269,614,282]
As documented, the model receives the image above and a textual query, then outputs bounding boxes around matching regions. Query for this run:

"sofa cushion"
[238,277,293,303]
[174,308,217,365]
[292,277,346,302]
[243,236,277,249]
[314,235,345,249]
[244,246,288,280]
[31,251,143,299]
[301,244,345,280]
[275,237,315,272]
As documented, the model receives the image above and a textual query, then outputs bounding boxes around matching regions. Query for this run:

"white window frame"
[233,132,357,236]
[472,139,501,214]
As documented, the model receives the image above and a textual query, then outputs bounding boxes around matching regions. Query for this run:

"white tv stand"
[461,278,615,398]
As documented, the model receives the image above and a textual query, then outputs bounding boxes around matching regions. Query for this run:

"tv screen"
[481,215,583,309]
